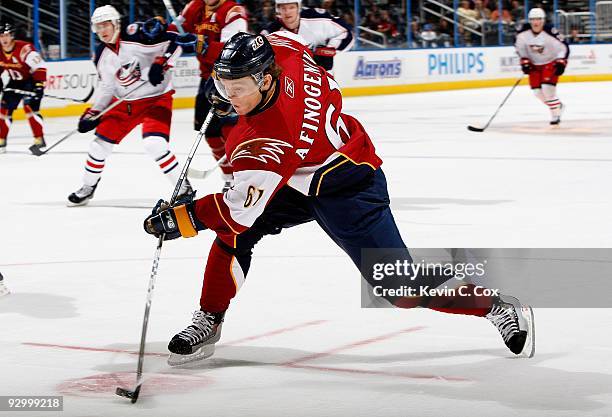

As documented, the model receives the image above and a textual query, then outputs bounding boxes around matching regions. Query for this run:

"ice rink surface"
[1,81,612,417]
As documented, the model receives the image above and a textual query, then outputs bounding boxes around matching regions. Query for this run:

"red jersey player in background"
[144,32,535,366]
[169,0,248,191]
[0,23,47,154]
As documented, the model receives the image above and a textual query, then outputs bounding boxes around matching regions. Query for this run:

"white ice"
[1,81,612,417]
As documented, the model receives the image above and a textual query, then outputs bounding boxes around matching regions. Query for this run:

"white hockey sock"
[142,135,180,184]
[532,88,546,104]
[83,138,114,186]
[541,84,562,117]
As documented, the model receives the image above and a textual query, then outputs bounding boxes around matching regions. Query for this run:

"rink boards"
[8,43,612,120]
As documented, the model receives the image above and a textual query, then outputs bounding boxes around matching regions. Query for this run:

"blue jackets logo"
[354,57,401,79]
[428,52,484,75]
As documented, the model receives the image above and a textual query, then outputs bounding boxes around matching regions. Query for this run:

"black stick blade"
[82,86,95,103]
[29,144,45,156]
[467,125,485,132]
[116,385,141,403]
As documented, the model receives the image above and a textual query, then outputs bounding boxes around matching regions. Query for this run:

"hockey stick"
[187,155,227,180]
[467,75,524,132]
[115,110,215,404]
[29,81,148,156]
[161,0,186,35]
[4,86,95,103]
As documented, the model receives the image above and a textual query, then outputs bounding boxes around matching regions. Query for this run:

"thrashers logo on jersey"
[230,138,293,164]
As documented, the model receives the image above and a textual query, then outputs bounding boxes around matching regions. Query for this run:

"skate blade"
[167,344,215,366]
[66,199,91,208]
[520,306,535,358]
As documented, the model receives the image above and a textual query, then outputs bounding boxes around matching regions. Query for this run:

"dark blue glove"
[148,53,171,86]
[175,33,208,55]
[78,108,101,133]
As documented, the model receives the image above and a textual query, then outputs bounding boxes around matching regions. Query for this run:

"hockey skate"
[550,103,564,126]
[30,137,46,154]
[486,294,535,357]
[0,273,9,297]
[67,179,100,207]
[0,138,6,154]
[167,310,224,366]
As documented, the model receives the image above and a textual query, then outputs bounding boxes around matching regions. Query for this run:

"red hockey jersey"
[0,40,46,82]
[170,0,247,79]
[193,32,382,246]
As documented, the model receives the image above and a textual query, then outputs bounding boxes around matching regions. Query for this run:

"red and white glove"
[314,46,337,57]
[149,52,172,86]
[520,58,532,75]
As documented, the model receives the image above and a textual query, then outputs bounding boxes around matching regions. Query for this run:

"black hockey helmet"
[213,33,275,80]
[1,23,15,36]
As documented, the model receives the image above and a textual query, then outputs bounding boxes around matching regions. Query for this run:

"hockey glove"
[149,53,172,86]
[520,58,531,74]
[554,59,567,76]
[77,108,101,133]
[313,46,336,71]
[203,78,234,117]
[142,16,168,40]
[176,33,208,55]
[143,199,206,240]
[34,80,45,100]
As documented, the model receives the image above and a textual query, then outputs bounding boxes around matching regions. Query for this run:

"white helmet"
[528,8,546,20]
[275,0,302,12]
[91,5,121,43]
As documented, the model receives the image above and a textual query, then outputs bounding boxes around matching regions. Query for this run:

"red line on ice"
[219,319,328,346]
[22,342,167,357]
[284,363,470,382]
[282,326,426,365]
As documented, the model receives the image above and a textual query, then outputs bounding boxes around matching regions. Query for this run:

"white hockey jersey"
[92,22,182,111]
[515,24,569,65]
[261,8,353,69]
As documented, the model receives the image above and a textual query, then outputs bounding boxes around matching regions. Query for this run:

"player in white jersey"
[67,6,192,206]
[515,8,569,125]
[261,0,353,70]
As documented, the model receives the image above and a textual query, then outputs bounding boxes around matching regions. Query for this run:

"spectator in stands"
[377,9,400,44]
[438,18,453,47]
[420,23,438,48]
[457,0,479,46]
[568,28,585,44]
[490,6,512,23]
[474,0,492,20]
[250,0,276,33]
[410,19,422,48]
[510,0,525,24]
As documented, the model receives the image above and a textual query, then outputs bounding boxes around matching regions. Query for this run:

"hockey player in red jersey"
[67,6,192,206]
[144,33,535,365]
[0,23,47,154]
[515,8,569,125]
[169,0,248,191]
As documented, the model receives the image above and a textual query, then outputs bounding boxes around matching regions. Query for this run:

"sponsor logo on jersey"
[230,138,293,164]
[427,52,484,76]
[353,57,401,80]
[116,59,142,87]
[284,76,295,98]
